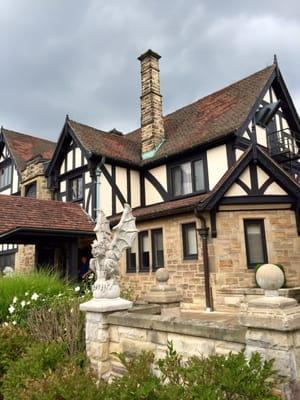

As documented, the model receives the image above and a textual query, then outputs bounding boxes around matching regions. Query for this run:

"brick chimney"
[138,49,165,158]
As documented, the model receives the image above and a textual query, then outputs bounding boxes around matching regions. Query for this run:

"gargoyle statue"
[89,204,137,299]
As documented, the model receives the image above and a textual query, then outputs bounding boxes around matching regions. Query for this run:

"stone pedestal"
[80,297,132,378]
[144,268,182,316]
[240,295,300,398]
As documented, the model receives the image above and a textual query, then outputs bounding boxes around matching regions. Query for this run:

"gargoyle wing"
[109,204,138,262]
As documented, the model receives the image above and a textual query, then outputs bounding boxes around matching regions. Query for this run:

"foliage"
[119,279,137,301]
[0,270,67,323]
[0,325,34,397]
[255,263,286,287]
[106,342,279,400]
[1,341,68,400]
[26,295,86,355]
[0,330,280,399]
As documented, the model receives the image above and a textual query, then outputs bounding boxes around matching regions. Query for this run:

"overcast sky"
[0,1,299,141]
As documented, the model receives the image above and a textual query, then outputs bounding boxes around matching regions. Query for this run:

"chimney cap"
[138,49,161,61]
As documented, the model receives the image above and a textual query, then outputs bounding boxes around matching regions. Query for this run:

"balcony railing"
[268,128,300,162]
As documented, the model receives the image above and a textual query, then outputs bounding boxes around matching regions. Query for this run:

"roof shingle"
[64,65,275,166]
[0,195,94,237]
[3,129,56,171]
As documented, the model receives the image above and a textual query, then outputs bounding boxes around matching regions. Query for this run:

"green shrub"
[2,341,68,400]
[17,356,104,400]
[0,270,68,322]
[0,325,34,397]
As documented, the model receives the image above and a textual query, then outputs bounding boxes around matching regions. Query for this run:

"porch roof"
[0,195,95,244]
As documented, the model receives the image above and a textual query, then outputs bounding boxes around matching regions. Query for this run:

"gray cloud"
[0,0,299,141]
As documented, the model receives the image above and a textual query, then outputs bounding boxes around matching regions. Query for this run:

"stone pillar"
[138,49,165,156]
[144,268,182,316]
[240,264,300,399]
[80,298,133,378]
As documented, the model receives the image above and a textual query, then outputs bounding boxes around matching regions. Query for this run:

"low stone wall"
[107,311,245,374]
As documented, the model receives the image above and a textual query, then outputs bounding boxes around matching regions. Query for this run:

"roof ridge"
[126,64,275,137]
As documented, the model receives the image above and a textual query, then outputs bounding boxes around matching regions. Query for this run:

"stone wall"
[20,159,52,200]
[14,159,53,273]
[119,212,212,311]
[119,208,300,311]
[14,245,35,273]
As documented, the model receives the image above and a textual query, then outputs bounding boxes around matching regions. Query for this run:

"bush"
[2,341,68,400]
[17,357,104,400]
[26,296,86,355]
[0,325,34,397]
[0,270,68,323]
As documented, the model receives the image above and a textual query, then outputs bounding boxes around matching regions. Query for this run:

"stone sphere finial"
[155,268,169,284]
[256,264,284,297]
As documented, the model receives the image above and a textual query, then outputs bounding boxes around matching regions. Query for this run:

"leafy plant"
[1,341,68,400]
[0,325,34,396]
[0,270,68,322]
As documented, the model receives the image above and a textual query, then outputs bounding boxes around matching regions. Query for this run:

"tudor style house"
[1,50,299,311]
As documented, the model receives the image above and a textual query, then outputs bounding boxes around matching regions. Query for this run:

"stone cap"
[138,49,161,61]
[107,311,246,344]
[239,296,300,331]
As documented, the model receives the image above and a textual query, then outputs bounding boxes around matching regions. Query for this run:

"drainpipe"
[194,208,213,312]
[94,157,105,221]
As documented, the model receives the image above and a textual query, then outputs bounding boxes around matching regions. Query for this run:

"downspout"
[194,208,213,312]
[94,156,106,221]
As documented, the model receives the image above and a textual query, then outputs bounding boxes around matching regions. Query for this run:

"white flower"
[31,293,39,301]
[8,305,15,314]
[21,300,26,308]
[74,286,80,292]
[12,296,17,304]
[3,322,8,327]
[25,292,29,296]
[27,301,31,305]
[12,321,17,325]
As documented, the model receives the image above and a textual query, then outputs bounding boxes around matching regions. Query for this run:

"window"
[25,182,37,198]
[0,163,12,189]
[152,229,164,270]
[182,223,198,260]
[126,237,138,273]
[0,251,15,272]
[139,231,150,272]
[69,176,83,201]
[127,228,165,273]
[244,220,268,268]
[170,158,205,197]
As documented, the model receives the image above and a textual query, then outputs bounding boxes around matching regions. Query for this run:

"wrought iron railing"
[268,128,300,161]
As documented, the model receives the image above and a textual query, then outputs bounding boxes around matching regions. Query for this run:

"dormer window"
[25,182,37,198]
[169,157,205,197]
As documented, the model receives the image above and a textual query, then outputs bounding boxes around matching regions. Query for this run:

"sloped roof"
[2,129,56,171]
[0,195,94,240]
[68,120,140,166]
[64,65,275,166]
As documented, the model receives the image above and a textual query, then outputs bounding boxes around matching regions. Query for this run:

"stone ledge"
[107,312,246,344]
[217,287,300,298]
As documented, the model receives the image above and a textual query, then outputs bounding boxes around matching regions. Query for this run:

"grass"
[0,270,68,323]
